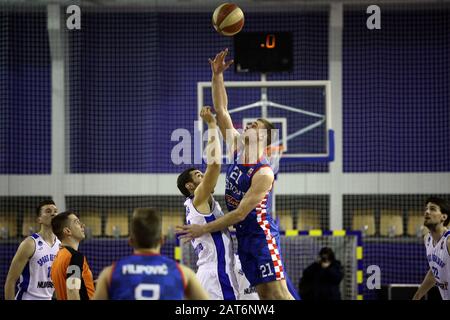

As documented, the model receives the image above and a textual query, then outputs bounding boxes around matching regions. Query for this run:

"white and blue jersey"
[109,253,186,300]
[16,233,60,300]
[425,230,450,300]
[225,151,285,286]
[184,196,240,300]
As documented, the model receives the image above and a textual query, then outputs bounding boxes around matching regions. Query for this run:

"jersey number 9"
[134,284,160,300]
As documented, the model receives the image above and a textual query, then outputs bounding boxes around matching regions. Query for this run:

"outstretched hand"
[209,48,234,75]
[200,106,216,125]
[176,224,206,242]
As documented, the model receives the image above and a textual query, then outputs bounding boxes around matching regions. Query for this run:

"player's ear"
[128,237,134,247]
[63,226,71,237]
[159,235,165,248]
[259,129,268,145]
[185,182,194,192]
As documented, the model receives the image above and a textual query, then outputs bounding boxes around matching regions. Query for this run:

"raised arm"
[178,167,274,239]
[209,49,240,150]
[193,107,222,208]
[4,238,35,300]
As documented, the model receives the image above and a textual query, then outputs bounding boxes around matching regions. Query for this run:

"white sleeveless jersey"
[425,231,450,300]
[16,233,61,300]
[184,196,240,299]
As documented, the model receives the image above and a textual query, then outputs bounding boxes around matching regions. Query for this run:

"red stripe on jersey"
[255,192,284,281]
[175,263,187,292]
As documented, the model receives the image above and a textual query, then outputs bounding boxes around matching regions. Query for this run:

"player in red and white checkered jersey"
[177,49,297,300]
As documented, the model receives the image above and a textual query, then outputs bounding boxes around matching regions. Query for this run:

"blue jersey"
[109,253,186,300]
[225,151,277,237]
[225,151,285,286]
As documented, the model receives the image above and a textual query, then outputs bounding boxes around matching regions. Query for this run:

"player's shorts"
[196,264,239,300]
[237,231,286,287]
[16,291,52,300]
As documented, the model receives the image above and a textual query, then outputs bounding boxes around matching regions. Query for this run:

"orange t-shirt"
[51,246,95,300]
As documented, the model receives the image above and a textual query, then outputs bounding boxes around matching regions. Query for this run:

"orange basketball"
[212,3,244,36]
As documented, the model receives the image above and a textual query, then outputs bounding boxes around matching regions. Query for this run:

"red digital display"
[234,32,293,73]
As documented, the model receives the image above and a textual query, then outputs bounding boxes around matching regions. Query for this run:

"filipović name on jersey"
[122,264,168,275]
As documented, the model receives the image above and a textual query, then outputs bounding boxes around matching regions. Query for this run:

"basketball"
[212,3,244,36]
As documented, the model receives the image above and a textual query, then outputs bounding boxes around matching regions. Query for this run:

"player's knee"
[273,291,286,300]
[258,286,284,300]
[256,287,272,300]
[273,287,293,300]
[258,291,275,300]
